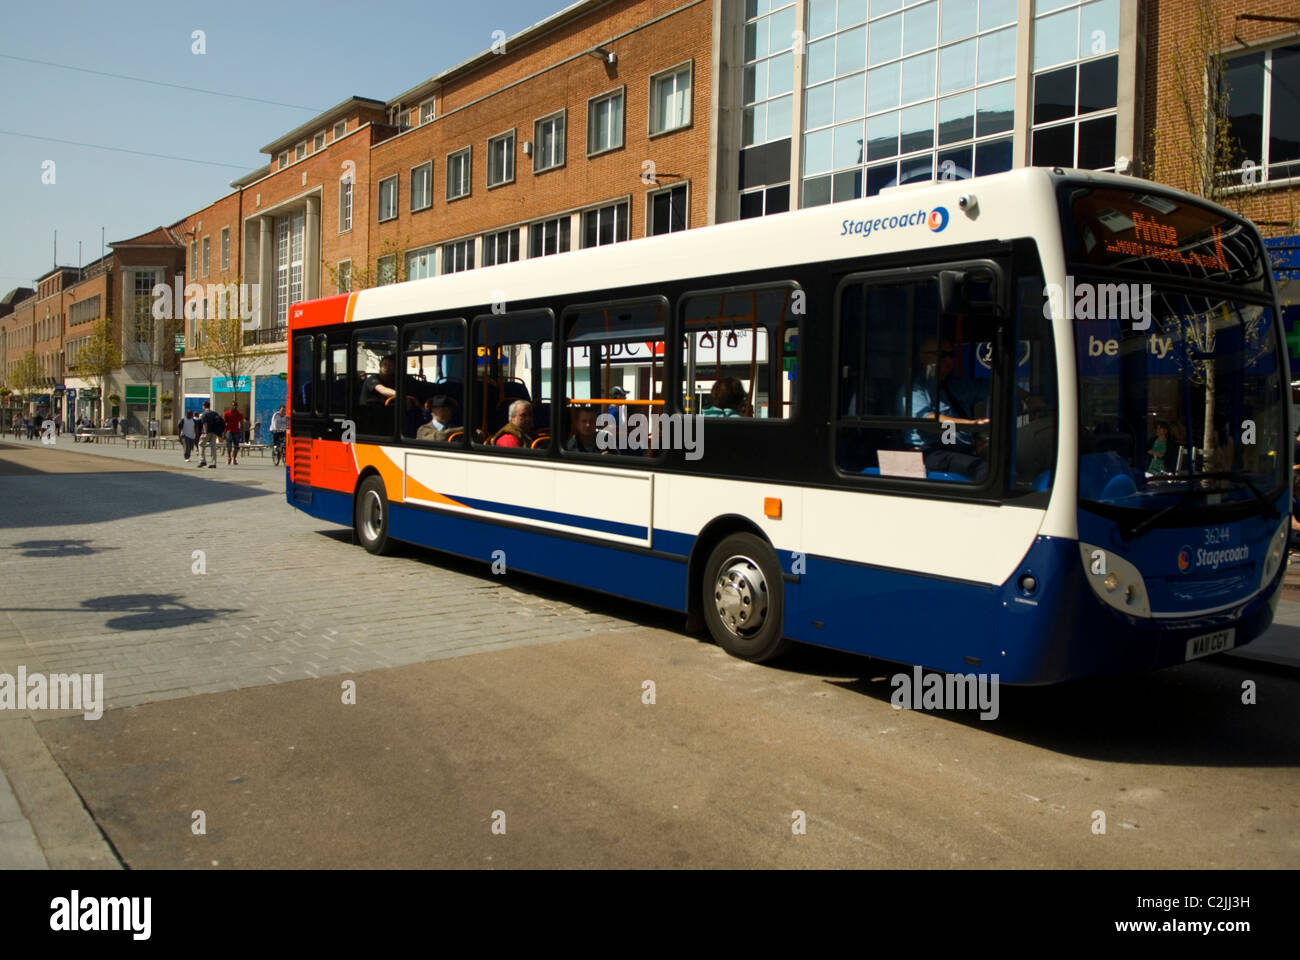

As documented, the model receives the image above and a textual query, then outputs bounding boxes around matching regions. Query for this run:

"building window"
[420,99,436,124]
[534,111,565,172]
[648,183,688,235]
[339,177,353,232]
[744,2,796,147]
[220,227,230,271]
[313,131,326,151]
[587,89,624,155]
[278,152,288,170]
[411,162,433,212]
[377,255,397,286]
[800,0,1019,206]
[131,271,157,363]
[483,228,520,267]
[275,212,305,324]
[487,130,516,188]
[740,184,791,218]
[189,240,197,279]
[650,64,692,135]
[447,147,471,200]
[1029,0,1120,172]
[443,239,475,274]
[333,120,347,139]
[581,201,629,248]
[1221,42,1300,185]
[529,216,572,258]
[405,246,436,280]
[295,141,307,161]
[337,260,352,293]
[201,237,210,277]
[378,175,398,222]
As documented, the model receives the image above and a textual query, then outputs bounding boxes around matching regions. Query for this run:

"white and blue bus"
[285,167,1291,683]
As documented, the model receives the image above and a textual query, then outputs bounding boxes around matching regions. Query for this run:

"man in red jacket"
[223,403,245,465]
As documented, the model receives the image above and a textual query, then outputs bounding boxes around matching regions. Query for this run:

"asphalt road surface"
[2,439,1297,868]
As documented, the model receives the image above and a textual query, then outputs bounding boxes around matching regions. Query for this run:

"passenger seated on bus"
[900,336,990,481]
[416,395,459,442]
[702,377,747,417]
[490,400,535,448]
[360,356,397,405]
[565,405,601,452]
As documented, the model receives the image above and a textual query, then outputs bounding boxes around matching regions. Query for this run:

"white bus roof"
[348,168,1238,323]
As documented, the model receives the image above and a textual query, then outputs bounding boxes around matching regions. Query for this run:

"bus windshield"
[1074,293,1285,511]
[1059,183,1286,515]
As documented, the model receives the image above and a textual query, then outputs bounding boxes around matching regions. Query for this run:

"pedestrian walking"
[148,417,159,448]
[178,411,197,462]
[197,401,223,469]
[224,403,245,465]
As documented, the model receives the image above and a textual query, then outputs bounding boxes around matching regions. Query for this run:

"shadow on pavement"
[0,470,271,529]
[9,539,120,558]
[4,594,234,631]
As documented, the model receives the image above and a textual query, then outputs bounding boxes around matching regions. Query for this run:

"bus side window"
[680,284,799,419]
[353,324,398,438]
[1011,275,1058,493]
[472,311,553,450]
[836,276,991,484]
[291,335,313,414]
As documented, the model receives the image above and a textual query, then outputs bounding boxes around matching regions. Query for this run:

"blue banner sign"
[212,376,251,391]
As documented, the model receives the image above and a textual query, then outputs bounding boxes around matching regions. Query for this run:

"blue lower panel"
[389,502,688,611]
[790,536,1282,684]
[287,483,353,527]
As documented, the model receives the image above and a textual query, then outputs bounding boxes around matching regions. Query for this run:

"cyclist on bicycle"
[269,404,289,464]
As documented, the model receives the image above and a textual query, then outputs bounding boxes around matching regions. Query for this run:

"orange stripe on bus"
[406,476,470,508]
[352,445,405,503]
[344,292,357,325]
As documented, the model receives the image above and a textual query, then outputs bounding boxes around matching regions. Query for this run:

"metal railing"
[241,325,288,347]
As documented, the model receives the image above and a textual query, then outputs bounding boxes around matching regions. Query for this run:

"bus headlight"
[1260,519,1288,590]
[1079,542,1151,618]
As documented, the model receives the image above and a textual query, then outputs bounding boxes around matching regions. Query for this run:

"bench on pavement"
[74,428,115,443]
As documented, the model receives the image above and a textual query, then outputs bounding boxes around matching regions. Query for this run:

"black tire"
[701,532,790,663]
[354,475,394,555]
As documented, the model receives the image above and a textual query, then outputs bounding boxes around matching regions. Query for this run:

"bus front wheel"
[702,533,790,663]
[354,475,394,555]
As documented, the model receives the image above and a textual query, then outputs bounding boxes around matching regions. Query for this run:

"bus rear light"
[764,498,782,518]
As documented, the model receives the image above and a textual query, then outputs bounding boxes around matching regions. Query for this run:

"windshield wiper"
[1187,471,1280,521]
[1122,471,1279,540]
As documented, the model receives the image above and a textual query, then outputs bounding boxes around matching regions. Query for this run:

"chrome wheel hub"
[362,491,383,541]
[713,555,767,637]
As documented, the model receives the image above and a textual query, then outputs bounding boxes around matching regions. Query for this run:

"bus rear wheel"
[354,476,394,555]
[702,533,790,663]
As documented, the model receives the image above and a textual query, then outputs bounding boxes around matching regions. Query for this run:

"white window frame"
[333,120,347,140]
[487,129,516,188]
[404,245,437,280]
[377,254,397,287]
[580,199,630,249]
[295,141,307,161]
[446,147,472,200]
[646,181,690,236]
[1220,42,1300,187]
[586,88,625,156]
[201,236,210,278]
[533,110,566,173]
[189,240,198,279]
[339,176,353,233]
[278,151,289,170]
[649,62,693,137]
[220,227,230,271]
[378,175,399,222]
[528,215,572,258]
[482,228,520,267]
[410,161,433,212]
[337,259,352,293]
[420,98,436,125]
[313,130,326,151]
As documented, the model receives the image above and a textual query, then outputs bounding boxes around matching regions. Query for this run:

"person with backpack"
[197,401,224,469]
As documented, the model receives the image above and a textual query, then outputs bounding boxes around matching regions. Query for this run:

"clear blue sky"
[0,0,569,291]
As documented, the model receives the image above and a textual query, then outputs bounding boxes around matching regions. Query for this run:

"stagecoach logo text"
[1179,543,1249,573]
[841,206,948,239]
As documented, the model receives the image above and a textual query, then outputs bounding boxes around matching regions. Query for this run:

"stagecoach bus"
[284,167,1290,684]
